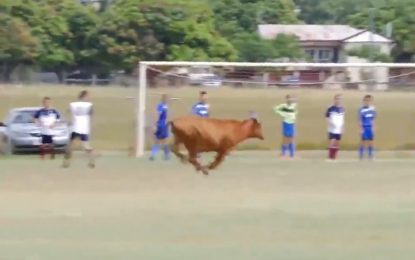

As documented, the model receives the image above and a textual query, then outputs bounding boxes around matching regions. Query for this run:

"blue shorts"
[282,122,295,138]
[70,132,89,142]
[328,133,342,141]
[155,124,169,140]
[361,127,374,141]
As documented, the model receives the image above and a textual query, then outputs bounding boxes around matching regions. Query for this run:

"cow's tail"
[168,121,175,133]
[168,121,187,164]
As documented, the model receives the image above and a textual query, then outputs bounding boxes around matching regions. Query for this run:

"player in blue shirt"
[192,91,209,158]
[149,94,170,160]
[358,95,376,160]
[34,97,61,160]
[192,91,209,117]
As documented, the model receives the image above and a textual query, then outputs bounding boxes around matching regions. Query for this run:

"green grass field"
[1,151,415,259]
[1,85,415,151]
[2,86,415,259]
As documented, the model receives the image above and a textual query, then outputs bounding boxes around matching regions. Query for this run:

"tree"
[294,0,374,24]
[232,33,274,62]
[5,0,104,81]
[0,6,39,81]
[347,45,392,62]
[211,0,299,38]
[96,0,237,72]
[232,32,304,62]
[348,0,415,62]
[270,33,305,60]
[8,0,74,81]
[58,1,102,77]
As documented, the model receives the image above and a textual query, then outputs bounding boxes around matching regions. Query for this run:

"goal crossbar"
[140,61,415,68]
[135,61,415,157]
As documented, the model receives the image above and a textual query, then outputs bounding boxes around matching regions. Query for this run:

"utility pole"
[368,8,375,62]
[368,8,376,90]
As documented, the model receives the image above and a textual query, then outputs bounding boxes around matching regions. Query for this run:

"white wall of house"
[345,56,389,90]
[343,42,392,54]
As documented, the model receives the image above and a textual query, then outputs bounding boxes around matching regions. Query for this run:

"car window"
[12,111,36,124]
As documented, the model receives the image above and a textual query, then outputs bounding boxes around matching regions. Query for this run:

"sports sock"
[150,144,160,158]
[329,146,339,159]
[281,144,288,156]
[87,149,95,168]
[333,147,339,159]
[328,147,334,159]
[48,145,55,159]
[163,144,170,160]
[359,145,365,159]
[368,145,374,159]
[40,145,45,159]
[288,143,295,158]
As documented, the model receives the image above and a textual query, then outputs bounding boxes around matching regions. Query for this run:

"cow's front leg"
[188,151,208,175]
[207,150,228,170]
[170,138,187,163]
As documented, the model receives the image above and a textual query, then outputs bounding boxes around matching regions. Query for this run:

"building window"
[318,49,332,62]
[305,49,315,61]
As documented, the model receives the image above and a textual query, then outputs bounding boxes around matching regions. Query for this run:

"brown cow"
[170,115,264,175]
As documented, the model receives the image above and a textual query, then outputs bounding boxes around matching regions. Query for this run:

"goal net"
[135,62,415,157]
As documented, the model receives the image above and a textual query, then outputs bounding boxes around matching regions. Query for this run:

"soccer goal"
[135,61,415,158]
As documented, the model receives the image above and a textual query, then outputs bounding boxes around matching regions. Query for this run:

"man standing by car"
[34,97,61,160]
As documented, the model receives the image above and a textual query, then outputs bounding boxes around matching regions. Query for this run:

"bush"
[347,45,393,62]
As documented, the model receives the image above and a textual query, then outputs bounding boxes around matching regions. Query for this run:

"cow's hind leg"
[170,138,187,164]
[207,150,228,170]
[188,150,208,175]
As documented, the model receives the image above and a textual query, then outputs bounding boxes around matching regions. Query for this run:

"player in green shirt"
[274,94,297,158]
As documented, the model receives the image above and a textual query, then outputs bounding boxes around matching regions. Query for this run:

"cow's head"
[249,118,264,140]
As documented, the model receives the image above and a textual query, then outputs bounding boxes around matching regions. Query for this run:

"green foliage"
[211,0,299,38]
[95,0,237,72]
[295,0,415,61]
[232,33,304,62]
[347,45,392,62]
[210,0,301,61]
[232,33,274,62]
[0,2,40,80]
[271,33,305,60]
[4,0,415,81]
[347,0,415,61]
[294,0,373,24]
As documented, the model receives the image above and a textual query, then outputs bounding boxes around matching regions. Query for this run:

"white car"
[201,75,223,88]
[0,107,70,154]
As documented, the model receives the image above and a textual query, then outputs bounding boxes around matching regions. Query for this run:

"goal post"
[135,61,415,158]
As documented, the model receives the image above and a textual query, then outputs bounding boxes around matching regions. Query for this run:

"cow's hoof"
[208,165,216,170]
[201,167,209,175]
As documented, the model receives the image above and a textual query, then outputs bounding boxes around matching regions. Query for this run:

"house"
[258,24,392,63]
[257,25,393,90]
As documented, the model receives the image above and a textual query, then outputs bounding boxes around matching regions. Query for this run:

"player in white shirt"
[325,94,345,160]
[63,90,95,168]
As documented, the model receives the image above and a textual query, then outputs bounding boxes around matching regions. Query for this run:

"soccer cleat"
[88,157,96,168]
[88,162,95,169]
[62,160,70,168]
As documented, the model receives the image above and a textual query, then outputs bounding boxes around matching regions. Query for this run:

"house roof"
[258,24,392,43]
[343,30,391,43]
